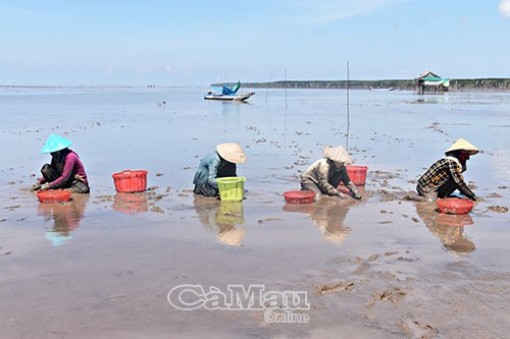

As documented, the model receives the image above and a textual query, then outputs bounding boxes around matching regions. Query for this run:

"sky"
[1,0,510,86]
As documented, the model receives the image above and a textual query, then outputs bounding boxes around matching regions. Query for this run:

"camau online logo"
[167,284,310,324]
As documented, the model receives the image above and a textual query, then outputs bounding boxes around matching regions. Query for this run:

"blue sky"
[1,0,509,86]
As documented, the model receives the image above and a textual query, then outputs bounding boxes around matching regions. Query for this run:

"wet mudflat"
[0,87,509,338]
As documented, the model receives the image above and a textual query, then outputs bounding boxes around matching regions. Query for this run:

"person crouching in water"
[301,145,362,200]
[416,138,479,201]
[32,134,90,193]
[193,142,247,197]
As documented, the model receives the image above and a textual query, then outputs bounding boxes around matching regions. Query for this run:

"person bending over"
[32,134,89,194]
[193,142,247,197]
[301,145,361,200]
[417,138,478,201]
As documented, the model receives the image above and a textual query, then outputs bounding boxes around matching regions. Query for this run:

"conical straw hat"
[41,134,72,154]
[323,146,352,164]
[445,138,479,155]
[216,142,247,164]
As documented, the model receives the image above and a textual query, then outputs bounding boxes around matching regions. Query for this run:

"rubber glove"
[41,183,50,190]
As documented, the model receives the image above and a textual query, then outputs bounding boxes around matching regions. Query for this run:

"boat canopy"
[211,81,241,95]
[221,81,241,95]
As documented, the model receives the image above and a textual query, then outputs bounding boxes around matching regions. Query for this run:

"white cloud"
[500,0,510,19]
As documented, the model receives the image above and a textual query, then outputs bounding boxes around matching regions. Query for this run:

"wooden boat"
[204,91,255,102]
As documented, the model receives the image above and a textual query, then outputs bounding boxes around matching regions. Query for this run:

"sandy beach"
[0,87,509,338]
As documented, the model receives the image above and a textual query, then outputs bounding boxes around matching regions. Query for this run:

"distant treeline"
[239,78,510,91]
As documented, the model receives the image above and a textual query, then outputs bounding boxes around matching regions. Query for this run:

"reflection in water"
[221,101,242,115]
[412,94,449,104]
[416,202,475,256]
[283,196,353,246]
[193,196,245,247]
[37,194,89,246]
[112,193,149,214]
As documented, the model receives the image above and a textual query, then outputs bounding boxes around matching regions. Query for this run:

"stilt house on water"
[415,71,450,93]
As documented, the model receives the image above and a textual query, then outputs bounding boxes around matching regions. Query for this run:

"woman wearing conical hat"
[300,146,362,200]
[416,138,479,201]
[32,134,90,193]
[193,142,247,197]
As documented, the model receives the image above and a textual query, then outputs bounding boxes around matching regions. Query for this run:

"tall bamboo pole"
[346,61,350,151]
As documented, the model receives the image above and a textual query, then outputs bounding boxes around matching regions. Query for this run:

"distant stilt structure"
[415,71,450,94]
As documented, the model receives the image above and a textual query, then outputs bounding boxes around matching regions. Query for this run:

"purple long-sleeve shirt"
[40,151,88,188]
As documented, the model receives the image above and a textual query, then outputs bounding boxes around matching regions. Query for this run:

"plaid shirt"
[417,156,475,199]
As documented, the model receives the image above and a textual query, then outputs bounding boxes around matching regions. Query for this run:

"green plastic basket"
[216,177,246,202]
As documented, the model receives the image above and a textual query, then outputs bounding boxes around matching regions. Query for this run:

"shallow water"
[1,87,509,338]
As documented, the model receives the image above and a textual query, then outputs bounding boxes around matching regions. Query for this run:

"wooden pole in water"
[284,68,288,110]
[346,61,350,151]
[265,71,273,106]
[283,68,288,147]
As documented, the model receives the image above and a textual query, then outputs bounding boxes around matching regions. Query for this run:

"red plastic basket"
[112,192,149,214]
[436,213,474,227]
[283,190,315,204]
[112,170,148,193]
[437,198,474,215]
[37,189,72,203]
[346,165,368,186]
